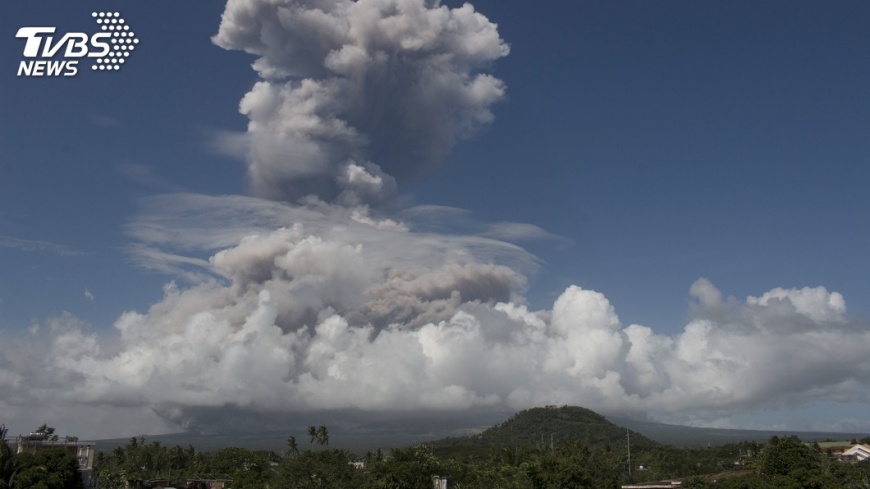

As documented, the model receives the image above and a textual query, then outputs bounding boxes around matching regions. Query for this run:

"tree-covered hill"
[429,405,657,455]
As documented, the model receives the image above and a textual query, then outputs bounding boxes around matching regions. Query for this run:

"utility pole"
[627,428,632,478]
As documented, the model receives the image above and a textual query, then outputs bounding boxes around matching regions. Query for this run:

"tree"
[756,436,840,488]
[317,425,329,447]
[681,476,713,488]
[33,425,58,442]
[12,448,83,489]
[207,447,278,489]
[364,445,449,489]
[276,449,363,489]
[0,425,14,489]
[168,444,187,478]
[524,442,618,489]
[307,426,318,448]
[759,436,817,477]
[285,436,300,458]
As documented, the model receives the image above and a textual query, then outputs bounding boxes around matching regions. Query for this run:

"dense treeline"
[89,432,870,488]
[682,436,870,488]
[94,438,624,488]
[4,421,870,488]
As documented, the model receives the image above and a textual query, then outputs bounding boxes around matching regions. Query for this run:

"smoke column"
[213,0,509,206]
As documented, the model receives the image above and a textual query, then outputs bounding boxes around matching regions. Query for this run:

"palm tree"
[316,425,329,446]
[307,426,318,448]
[285,436,299,458]
[33,424,58,441]
[169,444,186,477]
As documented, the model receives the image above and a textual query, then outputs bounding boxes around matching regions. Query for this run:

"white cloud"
[747,286,847,323]
[397,206,570,247]
[0,235,85,257]
[4,205,870,436]
[482,222,572,246]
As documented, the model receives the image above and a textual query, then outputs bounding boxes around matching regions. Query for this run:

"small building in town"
[15,431,96,487]
[184,474,233,489]
[432,474,453,489]
[814,440,855,457]
[841,444,870,463]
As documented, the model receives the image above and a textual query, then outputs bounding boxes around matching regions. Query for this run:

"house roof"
[842,444,870,460]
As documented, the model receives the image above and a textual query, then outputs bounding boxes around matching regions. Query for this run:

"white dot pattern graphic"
[91,12,138,72]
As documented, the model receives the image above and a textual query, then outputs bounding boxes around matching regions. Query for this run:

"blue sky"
[422,0,870,327]
[1,1,250,330]
[2,0,870,438]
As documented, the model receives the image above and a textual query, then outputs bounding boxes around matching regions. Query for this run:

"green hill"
[428,405,656,458]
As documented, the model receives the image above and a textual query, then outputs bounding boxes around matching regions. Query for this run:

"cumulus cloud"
[211,0,509,205]
[4,242,870,436]
[6,188,870,434]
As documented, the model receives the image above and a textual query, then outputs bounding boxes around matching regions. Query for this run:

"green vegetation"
[5,411,870,488]
[430,405,657,455]
[0,426,14,489]
[0,425,84,489]
[679,436,870,488]
[10,448,84,489]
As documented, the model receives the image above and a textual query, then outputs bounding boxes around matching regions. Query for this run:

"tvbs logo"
[16,12,139,77]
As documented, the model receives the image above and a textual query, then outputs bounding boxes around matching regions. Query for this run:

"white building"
[841,444,870,463]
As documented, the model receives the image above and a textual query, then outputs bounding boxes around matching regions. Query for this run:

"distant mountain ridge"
[606,414,870,447]
[89,406,870,453]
